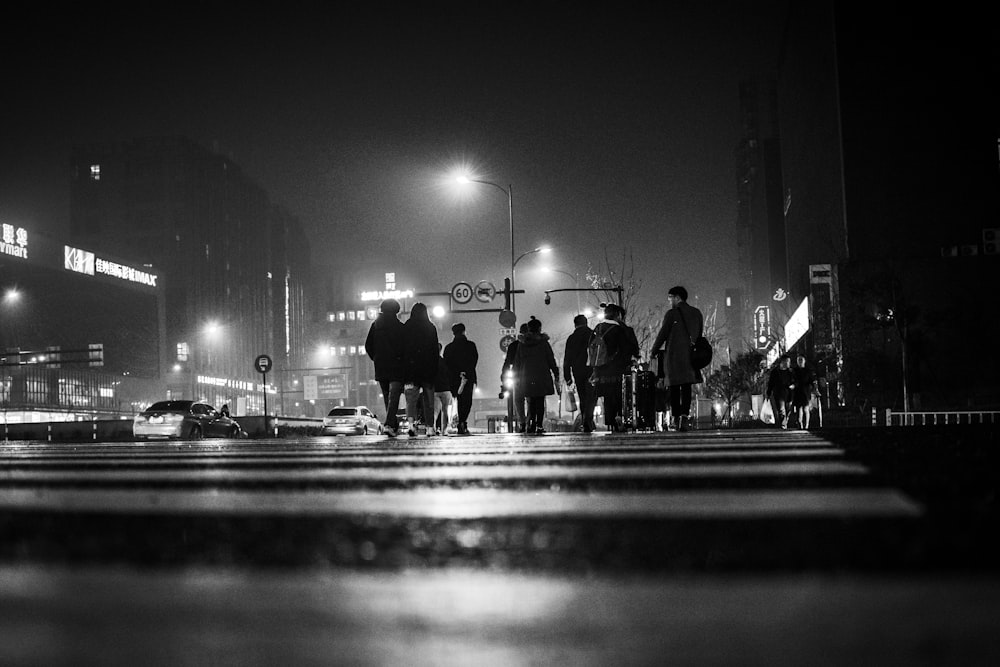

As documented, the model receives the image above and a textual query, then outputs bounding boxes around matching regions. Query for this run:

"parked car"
[133,400,245,440]
[322,406,383,436]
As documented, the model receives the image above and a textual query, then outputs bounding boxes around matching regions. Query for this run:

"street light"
[455,176,518,312]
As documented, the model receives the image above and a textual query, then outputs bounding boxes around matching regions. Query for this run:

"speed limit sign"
[451,282,473,304]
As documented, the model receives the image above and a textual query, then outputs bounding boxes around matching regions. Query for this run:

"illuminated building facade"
[1,225,165,421]
[282,271,418,420]
[69,137,314,414]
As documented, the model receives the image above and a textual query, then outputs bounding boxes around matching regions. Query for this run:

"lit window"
[340,346,347,356]
[177,342,189,361]
[349,346,357,355]
[90,164,101,181]
[328,313,336,322]
[347,311,356,321]
[338,312,346,321]
[356,310,366,321]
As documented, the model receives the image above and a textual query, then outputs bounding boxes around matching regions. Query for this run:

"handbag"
[678,308,713,370]
[562,383,578,411]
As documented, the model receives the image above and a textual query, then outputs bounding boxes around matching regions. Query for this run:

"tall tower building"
[734,80,786,350]
[69,137,314,412]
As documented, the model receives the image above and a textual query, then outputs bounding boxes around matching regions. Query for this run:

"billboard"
[303,374,349,400]
[784,297,810,351]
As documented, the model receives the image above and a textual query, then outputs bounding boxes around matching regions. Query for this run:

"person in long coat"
[402,302,439,437]
[443,322,478,435]
[501,322,529,432]
[650,285,704,432]
[766,355,796,430]
[588,303,637,432]
[364,298,406,436]
[563,314,596,432]
[513,316,560,434]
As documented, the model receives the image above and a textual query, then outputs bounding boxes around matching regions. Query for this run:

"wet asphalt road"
[1,427,998,665]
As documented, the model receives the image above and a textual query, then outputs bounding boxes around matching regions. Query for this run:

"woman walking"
[792,354,817,429]
[403,302,439,437]
[513,316,560,434]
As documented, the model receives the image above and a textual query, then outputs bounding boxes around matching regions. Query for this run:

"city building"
[1,224,165,421]
[767,3,1000,409]
[733,80,786,354]
[69,136,315,414]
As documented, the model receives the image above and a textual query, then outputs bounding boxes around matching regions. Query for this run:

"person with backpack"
[589,303,638,432]
[402,302,439,437]
[513,316,560,434]
[443,322,478,435]
[365,298,406,437]
[650,285,704,432]
[563,313,597,432]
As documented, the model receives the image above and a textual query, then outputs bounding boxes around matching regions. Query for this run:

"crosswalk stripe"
[0,487,922,518]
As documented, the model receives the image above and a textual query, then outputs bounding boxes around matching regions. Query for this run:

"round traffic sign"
[451,282,473,305]
[254,354,273,373]
[475,280,496,303]
[498,309,516,328]
[499,334,516,352]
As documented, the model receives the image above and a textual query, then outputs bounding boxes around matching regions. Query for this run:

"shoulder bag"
[678,308,713,371]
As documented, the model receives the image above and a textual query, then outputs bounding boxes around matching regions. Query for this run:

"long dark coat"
[651,301,704,386]
[513,332,559,397]
[563,323,593,385]
[364,313,406,382]
[443,334,479,393]
[767,367,795,403]
[402,317,439,384]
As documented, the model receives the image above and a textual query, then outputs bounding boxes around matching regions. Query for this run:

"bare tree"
[584,247,659,359]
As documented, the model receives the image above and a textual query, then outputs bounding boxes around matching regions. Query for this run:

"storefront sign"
[1,223,28,260]
[64,246,158,287]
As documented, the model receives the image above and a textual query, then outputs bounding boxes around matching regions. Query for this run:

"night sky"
[2,1,787,355]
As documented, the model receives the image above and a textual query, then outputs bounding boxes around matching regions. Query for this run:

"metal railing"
[885,409,1000,426]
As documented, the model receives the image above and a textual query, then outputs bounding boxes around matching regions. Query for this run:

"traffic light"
[984,228,999,255]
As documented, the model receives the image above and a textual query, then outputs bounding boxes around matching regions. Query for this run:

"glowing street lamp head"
[2,287,21,304]
[204,321,222,340]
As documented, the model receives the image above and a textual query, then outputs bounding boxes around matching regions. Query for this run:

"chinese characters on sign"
[1,224,28,260]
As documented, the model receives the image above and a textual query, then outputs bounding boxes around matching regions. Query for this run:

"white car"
[322,406,383,436]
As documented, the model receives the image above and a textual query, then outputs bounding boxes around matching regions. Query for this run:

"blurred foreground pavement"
[1,426,998,665]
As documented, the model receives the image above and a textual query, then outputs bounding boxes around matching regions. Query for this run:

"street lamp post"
[456,177,515,311]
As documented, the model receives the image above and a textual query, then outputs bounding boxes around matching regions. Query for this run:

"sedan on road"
[133,400,245,440]
[322,406,383,436]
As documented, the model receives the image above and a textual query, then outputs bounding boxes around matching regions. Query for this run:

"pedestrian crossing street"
[0,428,923,571]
